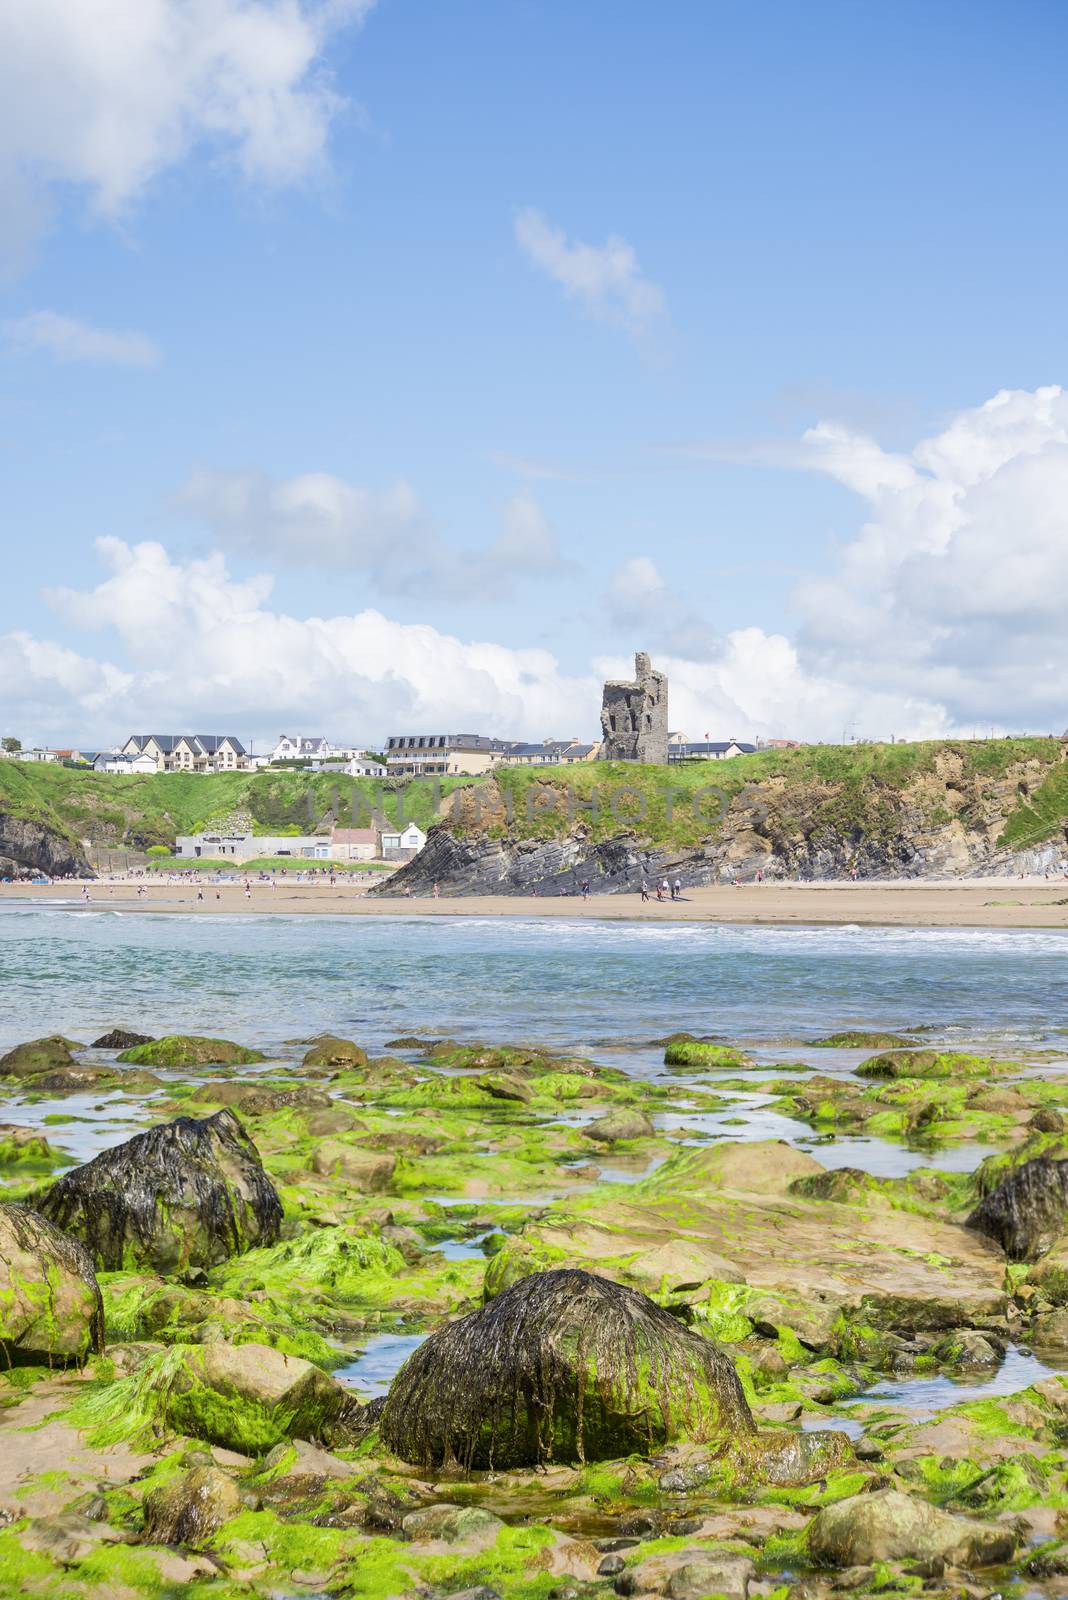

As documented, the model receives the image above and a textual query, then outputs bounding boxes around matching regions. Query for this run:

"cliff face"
[0,815,93,879]
[374,751,1068,897]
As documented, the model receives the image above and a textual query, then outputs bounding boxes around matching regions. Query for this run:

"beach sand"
[3,876,1067,928]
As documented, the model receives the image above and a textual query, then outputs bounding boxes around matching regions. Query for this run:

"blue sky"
[2,0,1068,749]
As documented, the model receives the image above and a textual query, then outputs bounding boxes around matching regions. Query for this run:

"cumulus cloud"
[180,469,566,598]
[4,310,160,367]
[514,207,665,333]
[0,0,374,258]
[604,556,669,625]
[8,537,594,746]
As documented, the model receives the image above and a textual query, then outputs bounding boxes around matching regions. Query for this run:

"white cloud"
[514,207,665,333]
[180,469,566,597]
[4,310,160,367]
[0,0,374,257]
[6,537,595,746]
[604,556,669,625]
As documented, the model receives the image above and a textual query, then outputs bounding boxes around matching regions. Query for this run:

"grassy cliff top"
[1,737,1064,853]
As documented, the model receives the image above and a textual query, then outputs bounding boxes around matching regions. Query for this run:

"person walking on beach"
[581,878,590,900]
[640,878,649,902]
[673,877,682,900]
[433,882,440,899]
[655,880,663,902]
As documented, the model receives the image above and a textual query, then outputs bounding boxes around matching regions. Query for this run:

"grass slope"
[1,738,1064,855]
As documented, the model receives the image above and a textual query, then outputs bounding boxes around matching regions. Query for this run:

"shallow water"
[3,910,1068,1055]
[336,1333,427,1396]
[854,1343,1067,1415]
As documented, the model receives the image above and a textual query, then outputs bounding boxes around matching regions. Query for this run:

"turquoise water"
[1,909,1066,1055]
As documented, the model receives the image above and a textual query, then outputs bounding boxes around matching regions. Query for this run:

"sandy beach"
[3,875,1067,927]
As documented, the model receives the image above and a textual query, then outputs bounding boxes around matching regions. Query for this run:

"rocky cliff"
[374,746,1068,897]
[0,815,93,879]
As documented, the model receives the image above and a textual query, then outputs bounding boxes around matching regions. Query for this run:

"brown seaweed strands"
[379,1268,753,1472]
[34,1109,282,1272]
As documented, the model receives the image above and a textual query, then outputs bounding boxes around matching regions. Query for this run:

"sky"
[2,0,1068,752]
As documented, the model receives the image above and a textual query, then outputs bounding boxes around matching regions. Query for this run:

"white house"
[93,753,158,775]
[320,754,387,777]
[175,831,332,861]
[667,739,758,763]
[379,822,427,860]
[271,735,332,763]
[330,827,379,861]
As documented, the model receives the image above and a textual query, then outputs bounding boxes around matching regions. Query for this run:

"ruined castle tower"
[598,651,669,764]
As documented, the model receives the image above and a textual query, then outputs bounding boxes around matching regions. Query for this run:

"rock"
[308,1141,395,1191]
[0,1036,77,1078]
[94,1028,154,1050]
[807,1032,915,1050]
[260,1439,359,1487]
[1030,1308,1068,1348]
[142,1465,241,1545]
[129,1341,356,1454]
[1031,1108,1066,1134]
[747,1429,854,1487]
[666,1555,754,1600]
[624,1240,744,1294]
[117,1035,265,1067]
[35,1108,282,1271]
[967,1157,1068,1260]
[855,1050,983,1080]
[807,1488,1017,1569]
[0,1203,104,1362]
[475,1074,534,1103]
[0,1125,60,1166]
[302,1037,368,1068]
[930,1329,1004,1369]
[19,1514,126,1564]
[663,1140,825,1195]
[379,1267,753,1470]
[400,1504,504,1544]
[583,1110,655,1143]
[663,1042,754,1069]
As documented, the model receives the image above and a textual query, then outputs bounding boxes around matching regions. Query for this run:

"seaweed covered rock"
[663,1041,753,1069]
[116,1035,265,1067]
[583,1109,654,1143]
[302,1036,368,1068]
[807,1487,1016,1568]
[0,1202,104,1362]
[379,1267,753,1470]
[142,1464,242,1545]
[77,1340,356,1453]
[967,1157,1068,1260]
[808,1031,915,1049]
[0,1035,78,1078]
[93,1028,154,1050]
[35,1109,282,1271]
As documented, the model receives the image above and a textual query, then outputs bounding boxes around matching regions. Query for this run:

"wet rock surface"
[967,1155,1068,1259]
[34,1108,282,1270]
[0,1202,104,1361]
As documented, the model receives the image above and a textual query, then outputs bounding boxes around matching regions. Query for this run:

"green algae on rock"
[141,1462,241,1546]
[34,1109,282,1272]
[855,1048,1011,1080]
[0,1036,80,1079]
[663,1041,755,1069]
[807,1031,916,1049]
[806,1486,1017,1568]
[116,1035,265,1067]
[302,1036,369,1068]
[0,1202,104,1363]
[967,1156,1068,1261]
[69,1339,357,1454]
[380,1267,754,1470]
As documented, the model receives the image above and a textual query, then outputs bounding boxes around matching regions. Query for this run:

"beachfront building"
[379,822,427,860]
[330,827,379,861]
[0,747,58,763]
[120,735,249,773]
[668,739,757,762]
[319,753,387,777]
[500,739,600,766]
[174,831,331,861]
[270,735,332,763]
[384,733,511,777]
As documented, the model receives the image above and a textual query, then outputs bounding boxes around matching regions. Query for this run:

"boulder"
[302,1036,368,1068]
[663,1041,753,1069]
[0,1036,77,1078]
[94,1029,154,1050]
[142,1465,241,1545]
[666,1555,754,1600]
[583,1109,655,1143]
[120,1341,356,1453]
[379,1267,753,1470]
[967,1157,1068,1260]
[308,1141,395,1191]
[35,1109,282,1271]
[0,1202,104,1362]
[654,1140,824,1196]
[400,1504,504,1544]
[807,1488,1016,1569]
[0,1125,61,1167]
[807,1032,914,1050]
[117,1036,265,1067]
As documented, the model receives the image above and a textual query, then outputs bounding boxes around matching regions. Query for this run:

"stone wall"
[599,651,668,764]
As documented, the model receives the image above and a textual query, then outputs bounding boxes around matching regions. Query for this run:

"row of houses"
[174,822,427,863]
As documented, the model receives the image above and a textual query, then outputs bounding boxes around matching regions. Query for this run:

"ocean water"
[1,908,1066,1055]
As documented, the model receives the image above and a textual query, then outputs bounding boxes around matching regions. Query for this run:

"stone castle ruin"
[598,651,668,764]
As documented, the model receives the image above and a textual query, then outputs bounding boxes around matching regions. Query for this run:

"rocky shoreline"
[0,1023,1067,1597]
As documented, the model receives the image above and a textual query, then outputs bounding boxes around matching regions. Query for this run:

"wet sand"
[3,876,1068,927]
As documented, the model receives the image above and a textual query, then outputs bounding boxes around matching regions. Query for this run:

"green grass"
[1,738,1065,856]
